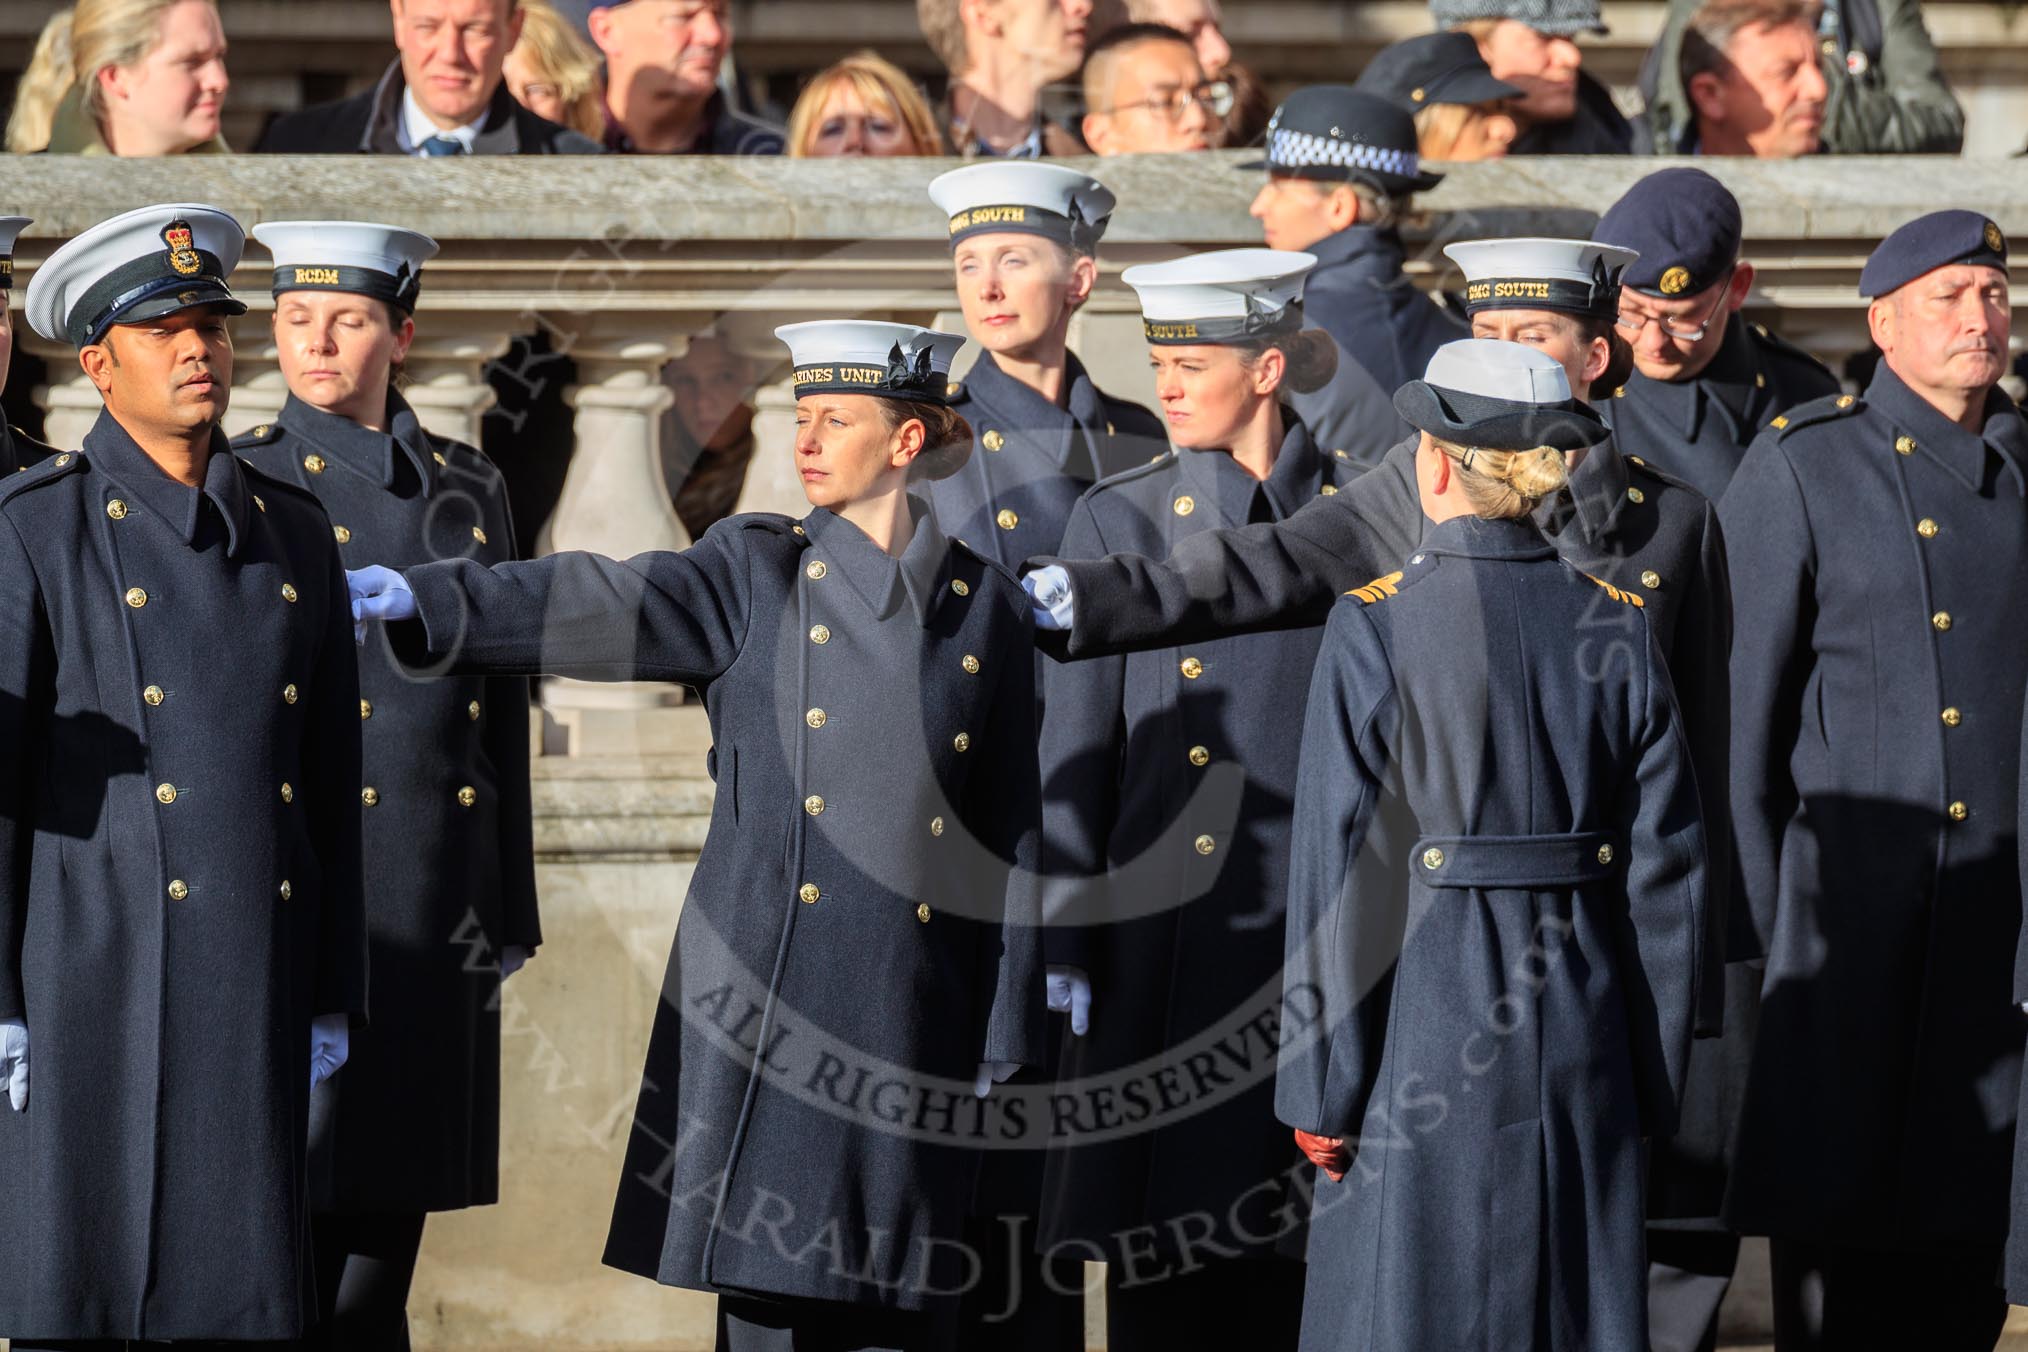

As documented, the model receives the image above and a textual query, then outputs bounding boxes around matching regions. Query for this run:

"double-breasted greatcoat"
[1037,416,1347,1262]
[1720,366,2028,1252]
[1280,514,1706,1351]
[928,352,1165,569]
[0,412,366,1341]
[1605,315,1840,504]
[235,390,541,1214]
[1031,433,1733,1032]
[379,500,1047,1310]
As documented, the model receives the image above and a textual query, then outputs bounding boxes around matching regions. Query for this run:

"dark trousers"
[952,1212,1085,1352]
[715,1294,953,1352]
[302,1211,428,1352]
[1106,1254,1304,1352]
[1769,1237,2007,1352]
[1647,1228,1740,1352]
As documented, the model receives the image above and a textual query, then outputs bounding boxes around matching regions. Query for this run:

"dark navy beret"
[1859,210,2009,298]
[1593,168,1741,299]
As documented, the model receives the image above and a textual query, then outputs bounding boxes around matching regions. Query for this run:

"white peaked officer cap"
[1441,237,1639,318]
[928,162,1119,253]
[1121,248,1319,345]
[1394,338,1609,452]
[26,203,247,347]
[0,216,31,293]
[252,220,441,314]
[774,320,969,405]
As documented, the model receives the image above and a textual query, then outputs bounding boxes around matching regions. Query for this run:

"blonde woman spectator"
[7,0,229,155]
[503,0,605,141]
[786,51,940,157]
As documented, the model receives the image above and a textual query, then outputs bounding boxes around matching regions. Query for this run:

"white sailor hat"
[1121,248,1318,345]
[0,217,30,292]
[1394,338,1608,451]
[1442,237,1638,319]
[251,220,440,314]
[774,320,968,404]
[928,162,1118,253]
[25,203,246,348]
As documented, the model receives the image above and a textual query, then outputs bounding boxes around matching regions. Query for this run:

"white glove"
[310,1014,350,1090]
[0,1019,27,1112]
[1046,965,1093,1036]
[974,1060,1019,1098]
[501,944,532,980]
[1023,565,1074,632]
[346,565,416,644]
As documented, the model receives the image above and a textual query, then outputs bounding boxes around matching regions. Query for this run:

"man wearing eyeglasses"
[1079,22,1226,154]
[1596,169,1837,505]
[1593,165,1838,1352]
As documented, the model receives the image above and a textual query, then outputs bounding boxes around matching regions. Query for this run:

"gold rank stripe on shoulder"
[1349,571,1405,605]
[1583,571,1646,608]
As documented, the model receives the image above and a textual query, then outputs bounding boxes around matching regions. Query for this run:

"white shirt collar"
[400,85,487,153]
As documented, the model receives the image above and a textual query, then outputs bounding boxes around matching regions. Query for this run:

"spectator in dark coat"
[1722,211,2024,1352]
[587,0,783,154]
[1431,0,1635,154]
[257,0,602,154]
[0,216,54,478]
[347,321,1047,1350]
[232,220,542,1351]
[1283,339,1705,1352]
[0,203,366,1345]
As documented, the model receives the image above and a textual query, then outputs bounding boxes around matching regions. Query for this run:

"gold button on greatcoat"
[155,783,177,804]
[106,499,128,520]
[1627,487,1646,505]
[360,699,374,719]
[284,683,299,704]
[806,707,827,728]
[144,685,165,706]
[1189,745,1210,767]
[809,624,831,644]
[305,454,326,474]
[953,732,971,753]
[252,495,266,513]
[1942,707,1962,727]
[1173,496,1195,517]
[962,654,980,674]
[472,526,488,544]
[805,795,825,816]
[280,782,294,803]
[54,454,71,467]
[334,525,352,544]
[806,560,827,580]
[1918,518,1939,539]
[799,883,820,904]
[167,880,188,901]
[1896,436,1915,456]
[1321,485,1338,496]
[1836,395,1854,408]
[281,583,299,603]
[1422,847,1444,870]
[996,509,1019,530]
[280,880,292,901]
[432,451,448,466]
[1933,611,1953,632]
[125,587,148,609]
[1949,800,1969,822]
[457,786,477,807]
[930,816,945,836]
[983,430,1005,452]
[917,903,932,923]
[1641,570,1661,589]
[951,579,970,597]
[1180,657,1203,679]
[362,787,380,807]
[468,701,482,720]
[1598,843,1615,865]
[1194,834,1216,855]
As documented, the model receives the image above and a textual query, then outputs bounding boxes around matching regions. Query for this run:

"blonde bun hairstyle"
[1431,437,1569,519]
